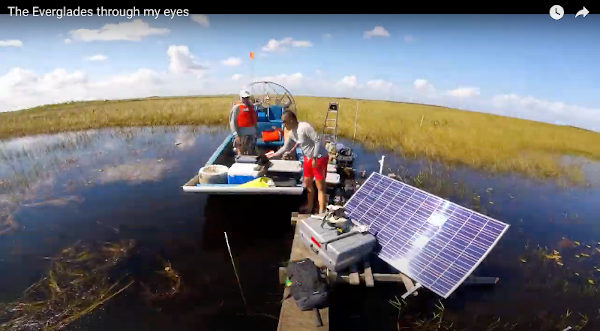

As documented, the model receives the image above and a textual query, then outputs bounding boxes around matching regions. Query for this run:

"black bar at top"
[0,1,596,15]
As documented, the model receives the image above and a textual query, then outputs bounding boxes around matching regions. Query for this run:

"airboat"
[182,81,305,195]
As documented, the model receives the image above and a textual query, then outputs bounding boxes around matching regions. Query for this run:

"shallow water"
[0,127,599,330]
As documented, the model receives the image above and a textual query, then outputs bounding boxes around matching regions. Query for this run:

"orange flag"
[249,51,254,60]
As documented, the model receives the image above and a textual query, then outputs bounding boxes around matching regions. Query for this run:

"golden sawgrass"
[1,95,598,182]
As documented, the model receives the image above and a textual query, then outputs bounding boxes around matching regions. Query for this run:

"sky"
[1,14,599,131]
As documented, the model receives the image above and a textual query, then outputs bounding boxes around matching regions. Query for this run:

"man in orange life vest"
[229,89,258,156]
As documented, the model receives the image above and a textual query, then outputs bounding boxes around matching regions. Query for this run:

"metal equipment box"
[298,216,376,271]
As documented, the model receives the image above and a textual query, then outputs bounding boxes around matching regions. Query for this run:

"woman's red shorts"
[302,155,329,181]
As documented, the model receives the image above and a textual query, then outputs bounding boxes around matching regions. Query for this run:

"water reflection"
[96,160,178,185]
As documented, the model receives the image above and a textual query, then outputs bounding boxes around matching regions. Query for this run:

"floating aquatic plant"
[0,239,135,330]
[140,260,182,303]
[518,244,599,298]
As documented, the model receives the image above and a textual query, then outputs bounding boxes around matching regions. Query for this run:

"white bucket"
[198,165,229,184]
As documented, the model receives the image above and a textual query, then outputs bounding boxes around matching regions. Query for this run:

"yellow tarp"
[238,177,273,188]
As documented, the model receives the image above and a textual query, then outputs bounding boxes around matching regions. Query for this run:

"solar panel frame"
[344,172,509,298]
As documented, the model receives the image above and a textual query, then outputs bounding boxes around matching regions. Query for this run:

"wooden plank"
[464,276,499,285]
[278,217,329,331]
[326,271,405,284]
[373,273,404,282]
[401,283,422,299]
[399,274,419,297]
[348,265,360,285]
[290,212,299,226]
[290,212,310,227]
[363,261,374,287]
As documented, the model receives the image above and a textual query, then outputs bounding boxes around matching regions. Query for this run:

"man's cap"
[240,89,251,98]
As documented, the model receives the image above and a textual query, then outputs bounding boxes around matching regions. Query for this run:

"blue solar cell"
[344,172,509,298]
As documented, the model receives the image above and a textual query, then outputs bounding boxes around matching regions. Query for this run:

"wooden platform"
[277,213,329,331]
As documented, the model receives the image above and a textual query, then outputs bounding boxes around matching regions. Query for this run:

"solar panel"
[344,172,509,298]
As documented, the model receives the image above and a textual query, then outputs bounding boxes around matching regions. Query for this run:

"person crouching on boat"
[229,89,258,156]
[268,111,328,214]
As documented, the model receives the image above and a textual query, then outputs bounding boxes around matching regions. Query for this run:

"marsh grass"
[0,240,135,330]
[389,295,590,331]
[1,96,599,183]
[387,164,472,203]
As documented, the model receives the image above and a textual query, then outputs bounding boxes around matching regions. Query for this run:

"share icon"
[575,7,590,18]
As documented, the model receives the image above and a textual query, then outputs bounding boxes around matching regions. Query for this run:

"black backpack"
[286,258,329,311]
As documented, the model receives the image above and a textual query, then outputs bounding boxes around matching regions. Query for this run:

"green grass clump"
[1,95,599,183]
[0,240,135,330]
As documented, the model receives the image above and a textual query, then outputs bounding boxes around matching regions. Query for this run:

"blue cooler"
[227,162,260,184]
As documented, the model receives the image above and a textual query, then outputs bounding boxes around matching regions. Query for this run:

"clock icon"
[550,5,564,20]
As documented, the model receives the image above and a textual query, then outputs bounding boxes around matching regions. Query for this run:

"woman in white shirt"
[269,111,328,214]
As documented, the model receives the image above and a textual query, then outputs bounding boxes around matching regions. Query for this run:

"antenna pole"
[353,100,359,143]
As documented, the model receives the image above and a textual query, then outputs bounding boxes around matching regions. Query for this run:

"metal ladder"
[322,102,339,145]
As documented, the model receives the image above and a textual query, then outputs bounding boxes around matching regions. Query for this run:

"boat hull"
[182,175,303,195]
[181,134,305,195]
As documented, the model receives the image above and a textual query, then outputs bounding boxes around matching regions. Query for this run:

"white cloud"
[100,70,168,95]
[0,68,37,90]
[93,69,161,88]
[363,26,390,39]
[261,40,280,52]
[0,68,88,110]
[338,75,357,88]
[37,69,87,91]
[69,19,170,42]
[404,35,415,43]
[414,79,435,92]
[446,87,481,98]
[491,94,600,131]
[167,45,207,77]
[85,54,107,61]
[261,37,313,52]
[322,33,332,39]
[231,74,243,81]
[190,15,210,27]
[413,79,428,90]
[64,38,72,44]
[292,40,312,47]
[0,40,23,47]
[260,73,304,87]
[366,79,393,91]
[0,67,167,111]
[221,57,241,67]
